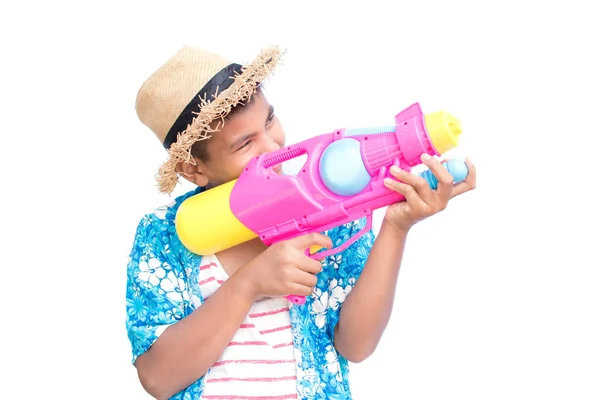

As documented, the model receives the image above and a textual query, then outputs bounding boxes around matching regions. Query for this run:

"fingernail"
[390,165,401,174]
[384,178,393,185]
[421,153,431,161]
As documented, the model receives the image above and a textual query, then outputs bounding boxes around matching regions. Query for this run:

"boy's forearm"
[334,220,409,362]
[135,270,257,400]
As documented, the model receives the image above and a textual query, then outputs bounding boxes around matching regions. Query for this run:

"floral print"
[125,186,375,399]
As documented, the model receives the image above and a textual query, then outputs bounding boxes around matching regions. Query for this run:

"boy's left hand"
[383,154,477,232]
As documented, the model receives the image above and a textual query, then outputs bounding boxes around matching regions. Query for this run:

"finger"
[383,175,428,208]
[450,158,477,199]
[290,232,332,252]
[287,282,315,297]
[387,165,435,204]
[295,255,323,275]
[305,247,328,262]
[289,269,318,291]
[419,154,454,199]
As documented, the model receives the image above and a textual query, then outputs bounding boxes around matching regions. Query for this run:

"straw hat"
[135,45,284,194]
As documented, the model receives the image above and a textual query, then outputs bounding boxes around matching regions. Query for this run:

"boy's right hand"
[238,233,333,301]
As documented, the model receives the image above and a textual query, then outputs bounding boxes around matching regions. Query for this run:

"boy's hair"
[135,46,283,193]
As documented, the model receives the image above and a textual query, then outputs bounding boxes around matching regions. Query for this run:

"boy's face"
[179,91,285,188]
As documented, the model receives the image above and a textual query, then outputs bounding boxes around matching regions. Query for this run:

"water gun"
[175,102,468,305]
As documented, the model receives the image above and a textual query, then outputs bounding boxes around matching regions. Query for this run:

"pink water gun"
[175,102,468,305]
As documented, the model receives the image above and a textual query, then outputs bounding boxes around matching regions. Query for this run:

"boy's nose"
[263,138,281,153]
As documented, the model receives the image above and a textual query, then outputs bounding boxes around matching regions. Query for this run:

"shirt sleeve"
[125,214,191,364]
[324,217,376,339]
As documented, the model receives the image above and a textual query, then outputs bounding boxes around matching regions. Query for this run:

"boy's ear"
[176,159,209,187]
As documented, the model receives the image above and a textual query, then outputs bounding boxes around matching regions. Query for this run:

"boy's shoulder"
[132,186,204,249]
[138,186,204,224]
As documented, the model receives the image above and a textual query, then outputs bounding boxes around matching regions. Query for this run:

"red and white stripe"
[198,255,297,400]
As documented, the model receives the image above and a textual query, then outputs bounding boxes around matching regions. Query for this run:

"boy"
[126,45,476,400]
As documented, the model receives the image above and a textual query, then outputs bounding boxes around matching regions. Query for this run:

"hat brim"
[156,46,284,194]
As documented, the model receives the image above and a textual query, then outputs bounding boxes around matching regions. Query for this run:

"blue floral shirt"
[125,186,375,399]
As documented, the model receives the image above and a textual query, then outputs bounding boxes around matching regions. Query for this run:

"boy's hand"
[238,233,333,300]
[383,154,477,232]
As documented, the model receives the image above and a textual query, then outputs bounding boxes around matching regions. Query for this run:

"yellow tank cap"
[424,111,462,155]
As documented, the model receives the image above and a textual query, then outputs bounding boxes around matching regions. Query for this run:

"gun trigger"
[309,245,325,255]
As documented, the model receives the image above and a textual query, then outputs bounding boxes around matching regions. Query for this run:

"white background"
[2,0,599,398]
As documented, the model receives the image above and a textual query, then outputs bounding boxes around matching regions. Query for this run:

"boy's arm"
[135,273,257,399]
[128,216,330,400]
[333,219,408,363]
[126,217,257,400]
[334,156,476,362]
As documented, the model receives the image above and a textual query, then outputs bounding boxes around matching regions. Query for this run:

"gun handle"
[284,214,373,306]
[284,246,323,305]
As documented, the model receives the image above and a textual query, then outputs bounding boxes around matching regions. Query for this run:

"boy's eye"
[239,140,251,150]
